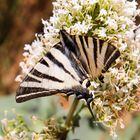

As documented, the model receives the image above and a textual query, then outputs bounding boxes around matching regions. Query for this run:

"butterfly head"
[82,79,91,88]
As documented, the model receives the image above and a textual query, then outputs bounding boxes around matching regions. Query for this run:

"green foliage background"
[0,95,140,140]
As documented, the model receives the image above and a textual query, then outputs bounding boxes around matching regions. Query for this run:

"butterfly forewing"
[60,30,120,78]
[16,43,88,103]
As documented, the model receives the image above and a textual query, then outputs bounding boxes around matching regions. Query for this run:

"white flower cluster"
[16,0,140,80]
[16,0,140,138]
[90,27,140,136]
[52,0,139,37]
[0,114,62,140]
[1,117,29,140]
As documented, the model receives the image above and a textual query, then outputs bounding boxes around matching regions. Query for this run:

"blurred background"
[0,0,140,139]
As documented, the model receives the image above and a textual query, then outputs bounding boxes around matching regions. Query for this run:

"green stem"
[60,97,79,140]
[65,98,79,127]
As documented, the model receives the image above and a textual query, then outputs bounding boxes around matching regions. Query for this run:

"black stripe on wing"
[32,69,64,83]
[79,36,90,66]
[60,30,80,58]
[103,45,120,72]
[17,87,49,96]
[104,49,120,72]
[84,36,89,48]
[99,40,104,54]
[104,44,116,64]
[39,58,49,67]
[16,87,58,103]
[46,52,76,80]
[24,76,41,83]
[93,38,98,68]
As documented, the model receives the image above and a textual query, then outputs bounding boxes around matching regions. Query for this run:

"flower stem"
[65,97,79,127]
[60,97,79,140]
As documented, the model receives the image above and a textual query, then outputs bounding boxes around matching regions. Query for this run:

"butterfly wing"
[60,30,120,78]
[16,43,88,103]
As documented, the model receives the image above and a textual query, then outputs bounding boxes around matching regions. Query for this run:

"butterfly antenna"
[86,98,96,121]
[87,98,106,131]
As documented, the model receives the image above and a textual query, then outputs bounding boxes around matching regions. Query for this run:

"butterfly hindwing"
[16,43,88,103]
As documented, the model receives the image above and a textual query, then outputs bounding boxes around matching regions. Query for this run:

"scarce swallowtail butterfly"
[16,30,120,118]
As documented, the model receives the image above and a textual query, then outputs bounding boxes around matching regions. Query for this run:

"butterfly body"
[16,30,120,118]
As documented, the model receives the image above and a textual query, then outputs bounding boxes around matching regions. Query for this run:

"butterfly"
[16,30,120,118]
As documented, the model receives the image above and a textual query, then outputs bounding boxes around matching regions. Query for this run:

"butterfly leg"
[67,91,75,96]
[76,94,84,100]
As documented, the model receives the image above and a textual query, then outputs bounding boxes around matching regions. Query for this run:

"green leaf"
[92,3,100,20]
